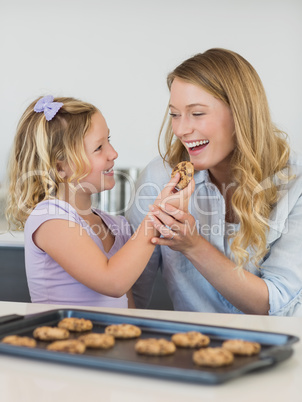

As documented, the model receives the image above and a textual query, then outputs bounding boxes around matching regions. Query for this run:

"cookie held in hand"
[171,161,194,190]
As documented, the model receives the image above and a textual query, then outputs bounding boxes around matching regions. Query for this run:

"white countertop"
[0,231,24,247]
[0,302,301,402]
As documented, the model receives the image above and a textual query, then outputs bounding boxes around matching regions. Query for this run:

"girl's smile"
[83,111,118,193]
[102,166,114,175]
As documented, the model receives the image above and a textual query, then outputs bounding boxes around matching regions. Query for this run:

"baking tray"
[0,309,299,384]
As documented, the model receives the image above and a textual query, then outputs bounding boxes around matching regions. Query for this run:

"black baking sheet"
[0,308,299,384]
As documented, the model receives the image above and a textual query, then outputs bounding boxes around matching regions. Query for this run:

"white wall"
[0,0,301,186]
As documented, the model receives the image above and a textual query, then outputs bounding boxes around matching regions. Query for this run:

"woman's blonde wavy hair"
[158,48,291,270]
[6,96,98,230]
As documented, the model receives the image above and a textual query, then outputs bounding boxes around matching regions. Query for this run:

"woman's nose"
[173,116,194,137]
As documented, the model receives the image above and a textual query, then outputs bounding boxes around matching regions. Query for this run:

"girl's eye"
[169,112,180,118]
[192,113,204,117]
[94,144,102,152]
[108,135,111,142]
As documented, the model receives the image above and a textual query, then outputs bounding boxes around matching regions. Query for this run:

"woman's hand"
[148,203,200,253]
[153,173,195,212]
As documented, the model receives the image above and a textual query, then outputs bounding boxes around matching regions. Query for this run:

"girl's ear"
[56,161,68,179]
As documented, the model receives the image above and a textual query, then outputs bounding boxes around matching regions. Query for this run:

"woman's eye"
[169,112,180,118]
[108,135,111,142]
[192,113,204,117]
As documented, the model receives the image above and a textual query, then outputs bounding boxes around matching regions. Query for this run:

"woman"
[127,48,302,316]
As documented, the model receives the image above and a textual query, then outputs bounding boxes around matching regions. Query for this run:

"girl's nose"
[109,144,118,160]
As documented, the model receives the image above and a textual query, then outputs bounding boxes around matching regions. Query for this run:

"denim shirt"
[126,154,302,316]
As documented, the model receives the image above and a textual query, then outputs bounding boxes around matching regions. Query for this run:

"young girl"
[6,95,193,308]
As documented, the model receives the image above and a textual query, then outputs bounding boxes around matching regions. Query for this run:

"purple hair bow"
[34,95,63,121]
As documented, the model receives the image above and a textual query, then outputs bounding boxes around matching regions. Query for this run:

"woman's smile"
[185,139,210,154]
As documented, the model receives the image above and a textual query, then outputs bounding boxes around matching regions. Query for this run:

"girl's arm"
[149,204,270,315]
[34,174,194,298]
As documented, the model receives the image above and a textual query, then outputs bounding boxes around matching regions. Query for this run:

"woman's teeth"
[187,140,209,149]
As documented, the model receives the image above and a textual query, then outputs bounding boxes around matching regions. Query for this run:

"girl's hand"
[153,173,195,213]
[148,203,200,253]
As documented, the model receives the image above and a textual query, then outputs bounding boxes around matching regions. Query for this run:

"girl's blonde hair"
[6,96,98,229]
[158,48,291,269]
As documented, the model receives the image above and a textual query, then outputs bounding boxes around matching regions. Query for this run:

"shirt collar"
[194,169,211,185]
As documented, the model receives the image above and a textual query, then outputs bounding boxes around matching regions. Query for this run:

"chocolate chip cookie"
[1,335,37,348]
[171,161,194,190]
[47,339,86,354]
[105,324,141,339]
[222,339,261,356]
[33,326,70,341]
[135,338,176,356]
[58,317,93,332]
[171,331,210,348]
[193,347,234,367]
[78,333,115,349]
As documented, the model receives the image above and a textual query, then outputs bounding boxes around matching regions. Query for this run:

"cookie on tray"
[1,335,37,348]
[171,161,194,190]
[135,338,176,356]
[171,331,210,348]
[58,317,93,332]
[193,347,234,367]
[46,339,86,354]
[222,339,261,356]
[33,326,70,341]
[78,333,115,349]
[105,324,141,339]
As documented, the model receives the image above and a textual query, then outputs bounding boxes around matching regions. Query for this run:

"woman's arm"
[149,203,270,315]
